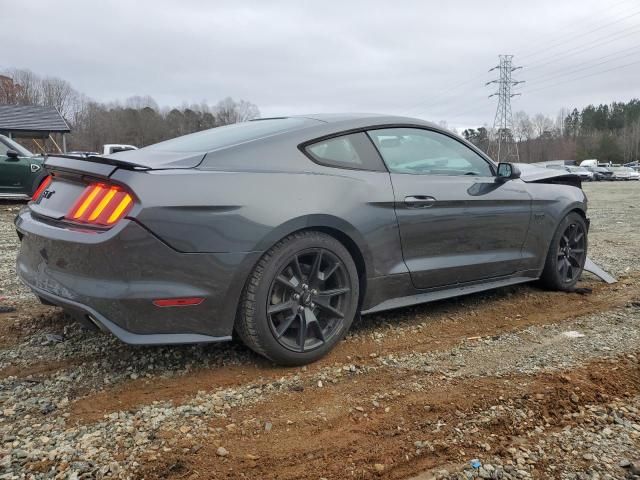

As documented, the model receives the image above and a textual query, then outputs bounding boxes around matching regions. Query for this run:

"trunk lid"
[31,151,205,223]
[46,150,207,172]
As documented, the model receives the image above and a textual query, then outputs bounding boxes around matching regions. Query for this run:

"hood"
[515,163,580,183]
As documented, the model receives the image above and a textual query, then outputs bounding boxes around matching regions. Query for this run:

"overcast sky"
[2,0,639,130]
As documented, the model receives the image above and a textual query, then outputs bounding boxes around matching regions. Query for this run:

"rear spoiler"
[44,154,150,178]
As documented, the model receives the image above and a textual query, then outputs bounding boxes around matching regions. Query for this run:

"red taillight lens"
[66,183,134,226]
[152,297,205,307]
[32,175,52,201]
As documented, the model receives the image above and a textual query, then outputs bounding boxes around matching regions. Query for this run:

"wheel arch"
[569,206,588,221]
[239,215,372,314]
[253,214,373,279]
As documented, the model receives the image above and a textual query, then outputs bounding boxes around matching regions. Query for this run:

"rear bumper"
[15,209,261,344]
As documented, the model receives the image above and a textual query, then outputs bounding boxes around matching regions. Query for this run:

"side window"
[304,132,386,171]
[367,128,494,177]
[0,141,8,156]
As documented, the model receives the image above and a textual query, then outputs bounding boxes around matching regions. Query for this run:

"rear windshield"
[144,118,318,153]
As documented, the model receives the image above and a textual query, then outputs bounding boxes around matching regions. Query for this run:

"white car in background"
[102,144,138,155]
[566,166,595,181]
[545,164,594,181]
[628,168,640,180]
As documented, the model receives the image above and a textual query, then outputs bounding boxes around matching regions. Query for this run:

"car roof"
[111,114,471,170]
[283,113,439,128]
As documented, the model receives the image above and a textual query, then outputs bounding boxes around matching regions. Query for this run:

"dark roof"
[0,104,70,133]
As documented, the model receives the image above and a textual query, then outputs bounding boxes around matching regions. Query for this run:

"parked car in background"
[102,144,138,155]
[565,166,594,181]
[0,134,48,200]
[609,166,639,180]
[65,151,100,159]
[17,114,589,365]
[624,162,640,173]
[627,168,640,180]
[579,159,599,168]
[586,166,614,181]
[544,164,593,181]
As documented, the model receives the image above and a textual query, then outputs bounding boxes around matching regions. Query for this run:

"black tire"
[235,231,359,366]
[539,212,588,291]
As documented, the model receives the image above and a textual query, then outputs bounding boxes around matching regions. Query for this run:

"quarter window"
[304,132,386,171]
[367,128,493,177]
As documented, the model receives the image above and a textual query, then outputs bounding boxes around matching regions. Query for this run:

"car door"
[0,141,23,194]
[367,127,532,290]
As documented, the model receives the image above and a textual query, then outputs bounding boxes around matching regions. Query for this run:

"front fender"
[524,183,588,273]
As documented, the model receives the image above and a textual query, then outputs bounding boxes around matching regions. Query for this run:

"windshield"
[0,134,33,157]
[143,117,319,153]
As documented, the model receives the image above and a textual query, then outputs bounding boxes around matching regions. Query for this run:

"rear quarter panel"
[112,152,404,280]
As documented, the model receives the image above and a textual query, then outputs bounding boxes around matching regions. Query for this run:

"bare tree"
[41,76,79,119]
[1,68,262,151]
[5,68,42,105]
[512,111,533,143]
[532,113,554,138]
[215,97,260,125]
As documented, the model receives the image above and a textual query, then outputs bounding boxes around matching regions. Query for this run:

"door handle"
[404,195,436,208]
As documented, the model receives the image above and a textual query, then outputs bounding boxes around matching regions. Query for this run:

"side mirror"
[6,149,20,159]
[496,162,521,182]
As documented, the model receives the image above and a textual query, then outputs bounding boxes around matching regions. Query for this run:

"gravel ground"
[0,181,639,480]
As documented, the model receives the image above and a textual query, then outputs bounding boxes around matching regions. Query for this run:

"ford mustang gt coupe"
[15,114,589,365]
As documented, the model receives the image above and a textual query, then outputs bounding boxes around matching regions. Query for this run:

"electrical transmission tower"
[486,55,524,162]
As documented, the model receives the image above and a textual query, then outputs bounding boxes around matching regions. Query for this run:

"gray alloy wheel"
[235,231,359,365]
[540,212,588,291]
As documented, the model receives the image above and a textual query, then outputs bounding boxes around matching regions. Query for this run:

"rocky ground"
[1,181,639,480]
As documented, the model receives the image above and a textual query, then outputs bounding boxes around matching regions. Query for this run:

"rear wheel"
[539,212,587,291]
[236,231,359,365]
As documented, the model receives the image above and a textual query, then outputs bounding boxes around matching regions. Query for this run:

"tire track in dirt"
[68,277,637,424]
[136,356,640,480]
[0,306,60,348]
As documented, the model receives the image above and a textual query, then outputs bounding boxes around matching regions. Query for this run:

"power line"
[404,2,640,125]
[402,71,491,115]
[525,47,640,86]
[487,55,522,162]
[518,6,640,61]
[524,24,640,71]
[521,57,640,95]
[405,6,640,119]
[446,39,640,123]
[445,47,640,126]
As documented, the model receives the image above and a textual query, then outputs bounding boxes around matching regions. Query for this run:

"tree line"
[2,67,638,163]
[462,99,640,164]
[0,68,260,152]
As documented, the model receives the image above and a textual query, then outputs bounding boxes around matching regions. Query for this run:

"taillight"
[32,175,52,201]
[66,182,134,227]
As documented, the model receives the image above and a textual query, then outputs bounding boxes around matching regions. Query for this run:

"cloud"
[2,0,638,129]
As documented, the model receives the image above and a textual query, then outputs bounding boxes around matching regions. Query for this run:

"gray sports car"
[15,114,588,365]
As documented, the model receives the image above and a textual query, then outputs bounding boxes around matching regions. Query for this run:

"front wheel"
[539,212,588,291]
[235,231,359,365]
